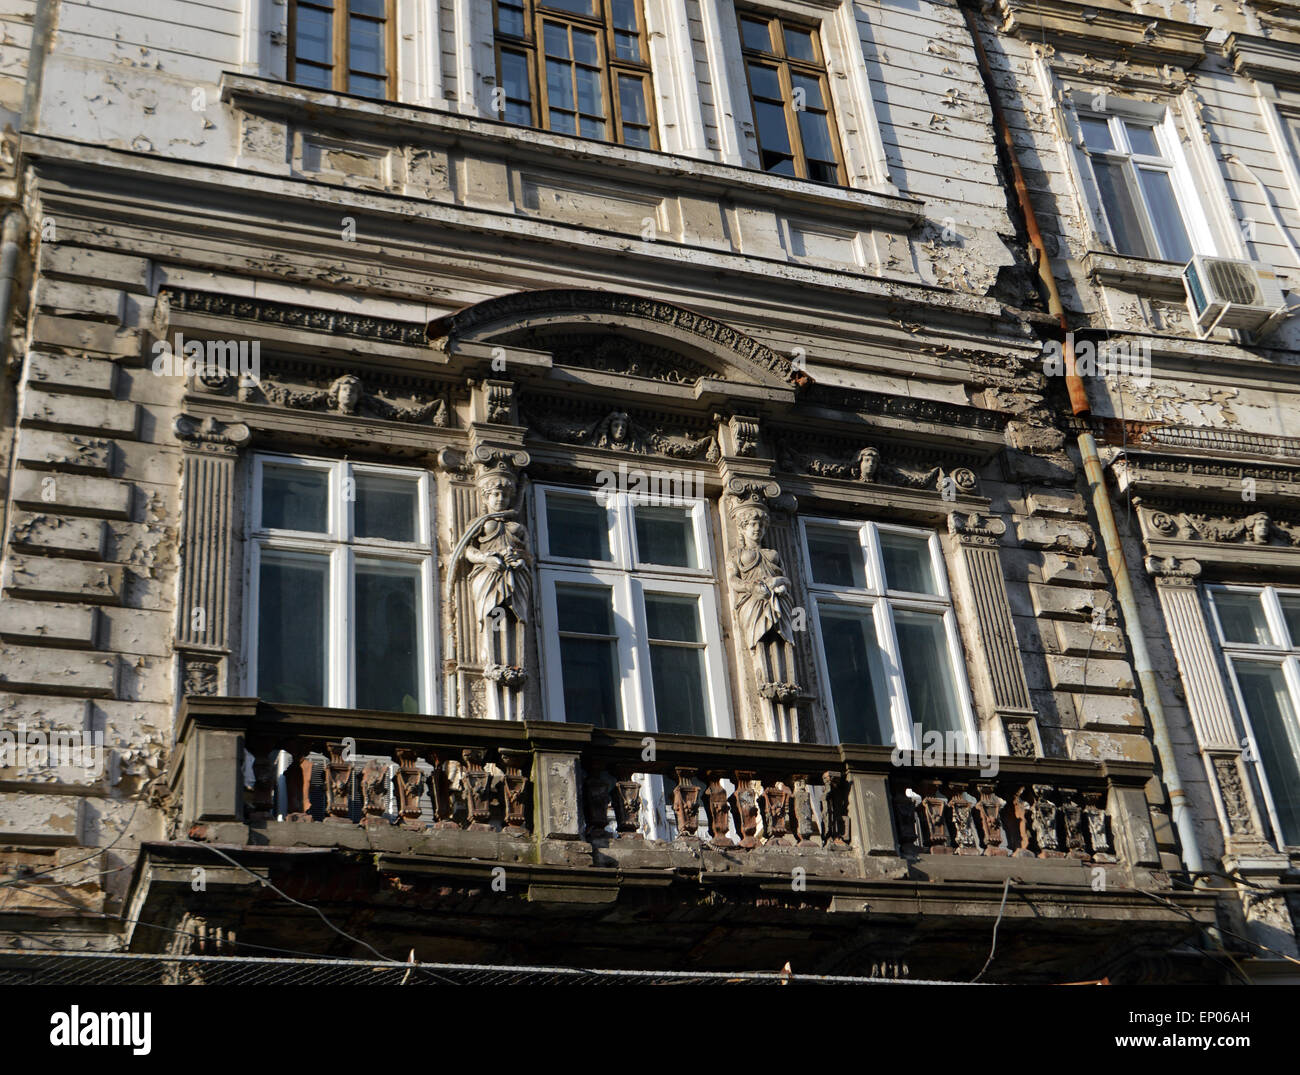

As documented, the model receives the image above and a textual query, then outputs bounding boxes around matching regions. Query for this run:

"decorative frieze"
[161,287,427,346]
[522,401,718,460]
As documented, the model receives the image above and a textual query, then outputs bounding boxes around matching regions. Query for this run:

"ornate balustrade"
[174,698,1164,880]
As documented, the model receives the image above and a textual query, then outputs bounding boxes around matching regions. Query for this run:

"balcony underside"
[127,837,1218,983]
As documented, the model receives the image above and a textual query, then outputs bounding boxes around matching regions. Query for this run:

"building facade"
[0,0,1295,981]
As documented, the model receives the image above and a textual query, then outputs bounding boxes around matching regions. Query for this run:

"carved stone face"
[858,447,880,480]
[737,508,768,547]
[334,376,362,414]
[480,477,515,515]
[609,412,630,443]
[1251,514,1270,543]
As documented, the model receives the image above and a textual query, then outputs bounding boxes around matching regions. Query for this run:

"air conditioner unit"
[1183,255,1286,338]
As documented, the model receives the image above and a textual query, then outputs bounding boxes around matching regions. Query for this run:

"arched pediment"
[428,289,798,388]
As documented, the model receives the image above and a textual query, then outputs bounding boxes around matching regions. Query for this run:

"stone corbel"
[947,512,1039,758]
[172,414,252,697]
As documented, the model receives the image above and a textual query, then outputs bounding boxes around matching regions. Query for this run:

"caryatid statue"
[456,450,533,720]
[726,480,803,742]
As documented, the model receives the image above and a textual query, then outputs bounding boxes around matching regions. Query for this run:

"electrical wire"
[971,876,1012,982]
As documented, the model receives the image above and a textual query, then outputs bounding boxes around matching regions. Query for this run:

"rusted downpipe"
[960,2,1203,874]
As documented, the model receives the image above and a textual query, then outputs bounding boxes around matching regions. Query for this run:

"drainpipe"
[960,2,1203,874]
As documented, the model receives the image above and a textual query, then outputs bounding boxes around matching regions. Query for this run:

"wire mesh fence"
[0,951,934,986]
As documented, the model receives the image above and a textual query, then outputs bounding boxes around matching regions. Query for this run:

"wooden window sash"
[288,0,396,99]
[739,8,846,185]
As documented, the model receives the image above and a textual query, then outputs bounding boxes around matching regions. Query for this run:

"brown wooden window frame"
[739,8,846,185]
[493,0,659,150]
[287,0,397,100]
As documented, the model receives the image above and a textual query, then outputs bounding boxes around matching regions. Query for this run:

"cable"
[195,843,460,985]
[971,876,1012,982]
[0,775,159,889]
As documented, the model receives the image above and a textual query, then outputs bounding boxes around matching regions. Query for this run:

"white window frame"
[1067,96,1216,262]
[1207,583,1300,849]
[800,517,977,751]
[535,484,732,737]
[244,453,439,712]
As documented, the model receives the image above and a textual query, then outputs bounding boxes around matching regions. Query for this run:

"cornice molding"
[997,0,1209,67]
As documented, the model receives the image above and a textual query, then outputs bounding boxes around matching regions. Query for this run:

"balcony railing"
[174,698,1166,884]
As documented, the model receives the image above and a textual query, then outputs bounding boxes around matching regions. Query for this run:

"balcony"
[130,697,1218,981]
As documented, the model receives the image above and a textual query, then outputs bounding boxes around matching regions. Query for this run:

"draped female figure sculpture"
[726,480,803,741]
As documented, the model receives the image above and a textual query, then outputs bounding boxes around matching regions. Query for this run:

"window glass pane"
[349,15,384,74]
[806,526,865,588]
[579,115,607,139]
[556,585,621,727]
[645,594,709,736]
[1137,168,1192,263]
[635,505,698,568]
[296,63,333,90]
[572,28,599,65]
[796,109,836,170]
[806,158,838,184]
[791,73,823,110]
[355,561,420,713]
[1092,157,1151,258]
[295,6,333,66]
[623,124,650,148]
[1279,596,1300,648]
[575,64,603,115]
[497,0,525,36]
[894,610,964,741]
[544,22,570,57]
[258,551,328,705]
[1079,116,1113,150]
[354,473,418,542]
[262,465,329,532]
[754,100,792,155]
[1213,591,1274,646]
[614,30,639,61]
[348,73,386,97]
[784,27,816,63]
[747,63,782,100]
[546,495,611,559]
[351,0,384,15]
[612,0,638,30]
[618,75,648,126]
[546,59,574,109]
[1125,122,1159,156]
[880,532,938,594]
[818,605,891,745]
[1233,661,1300,845]
[741,16,771,52]
[550,110,577,135]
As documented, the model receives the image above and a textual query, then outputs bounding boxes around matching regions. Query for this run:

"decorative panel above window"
[801,519,977,750]
[246,454,437,713]
[288,0,394,98]
[493,0,657,148]
[739,8,845,185]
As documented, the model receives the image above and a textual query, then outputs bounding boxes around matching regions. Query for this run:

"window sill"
[219,74,926,233]
[1083,250,1189,301]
